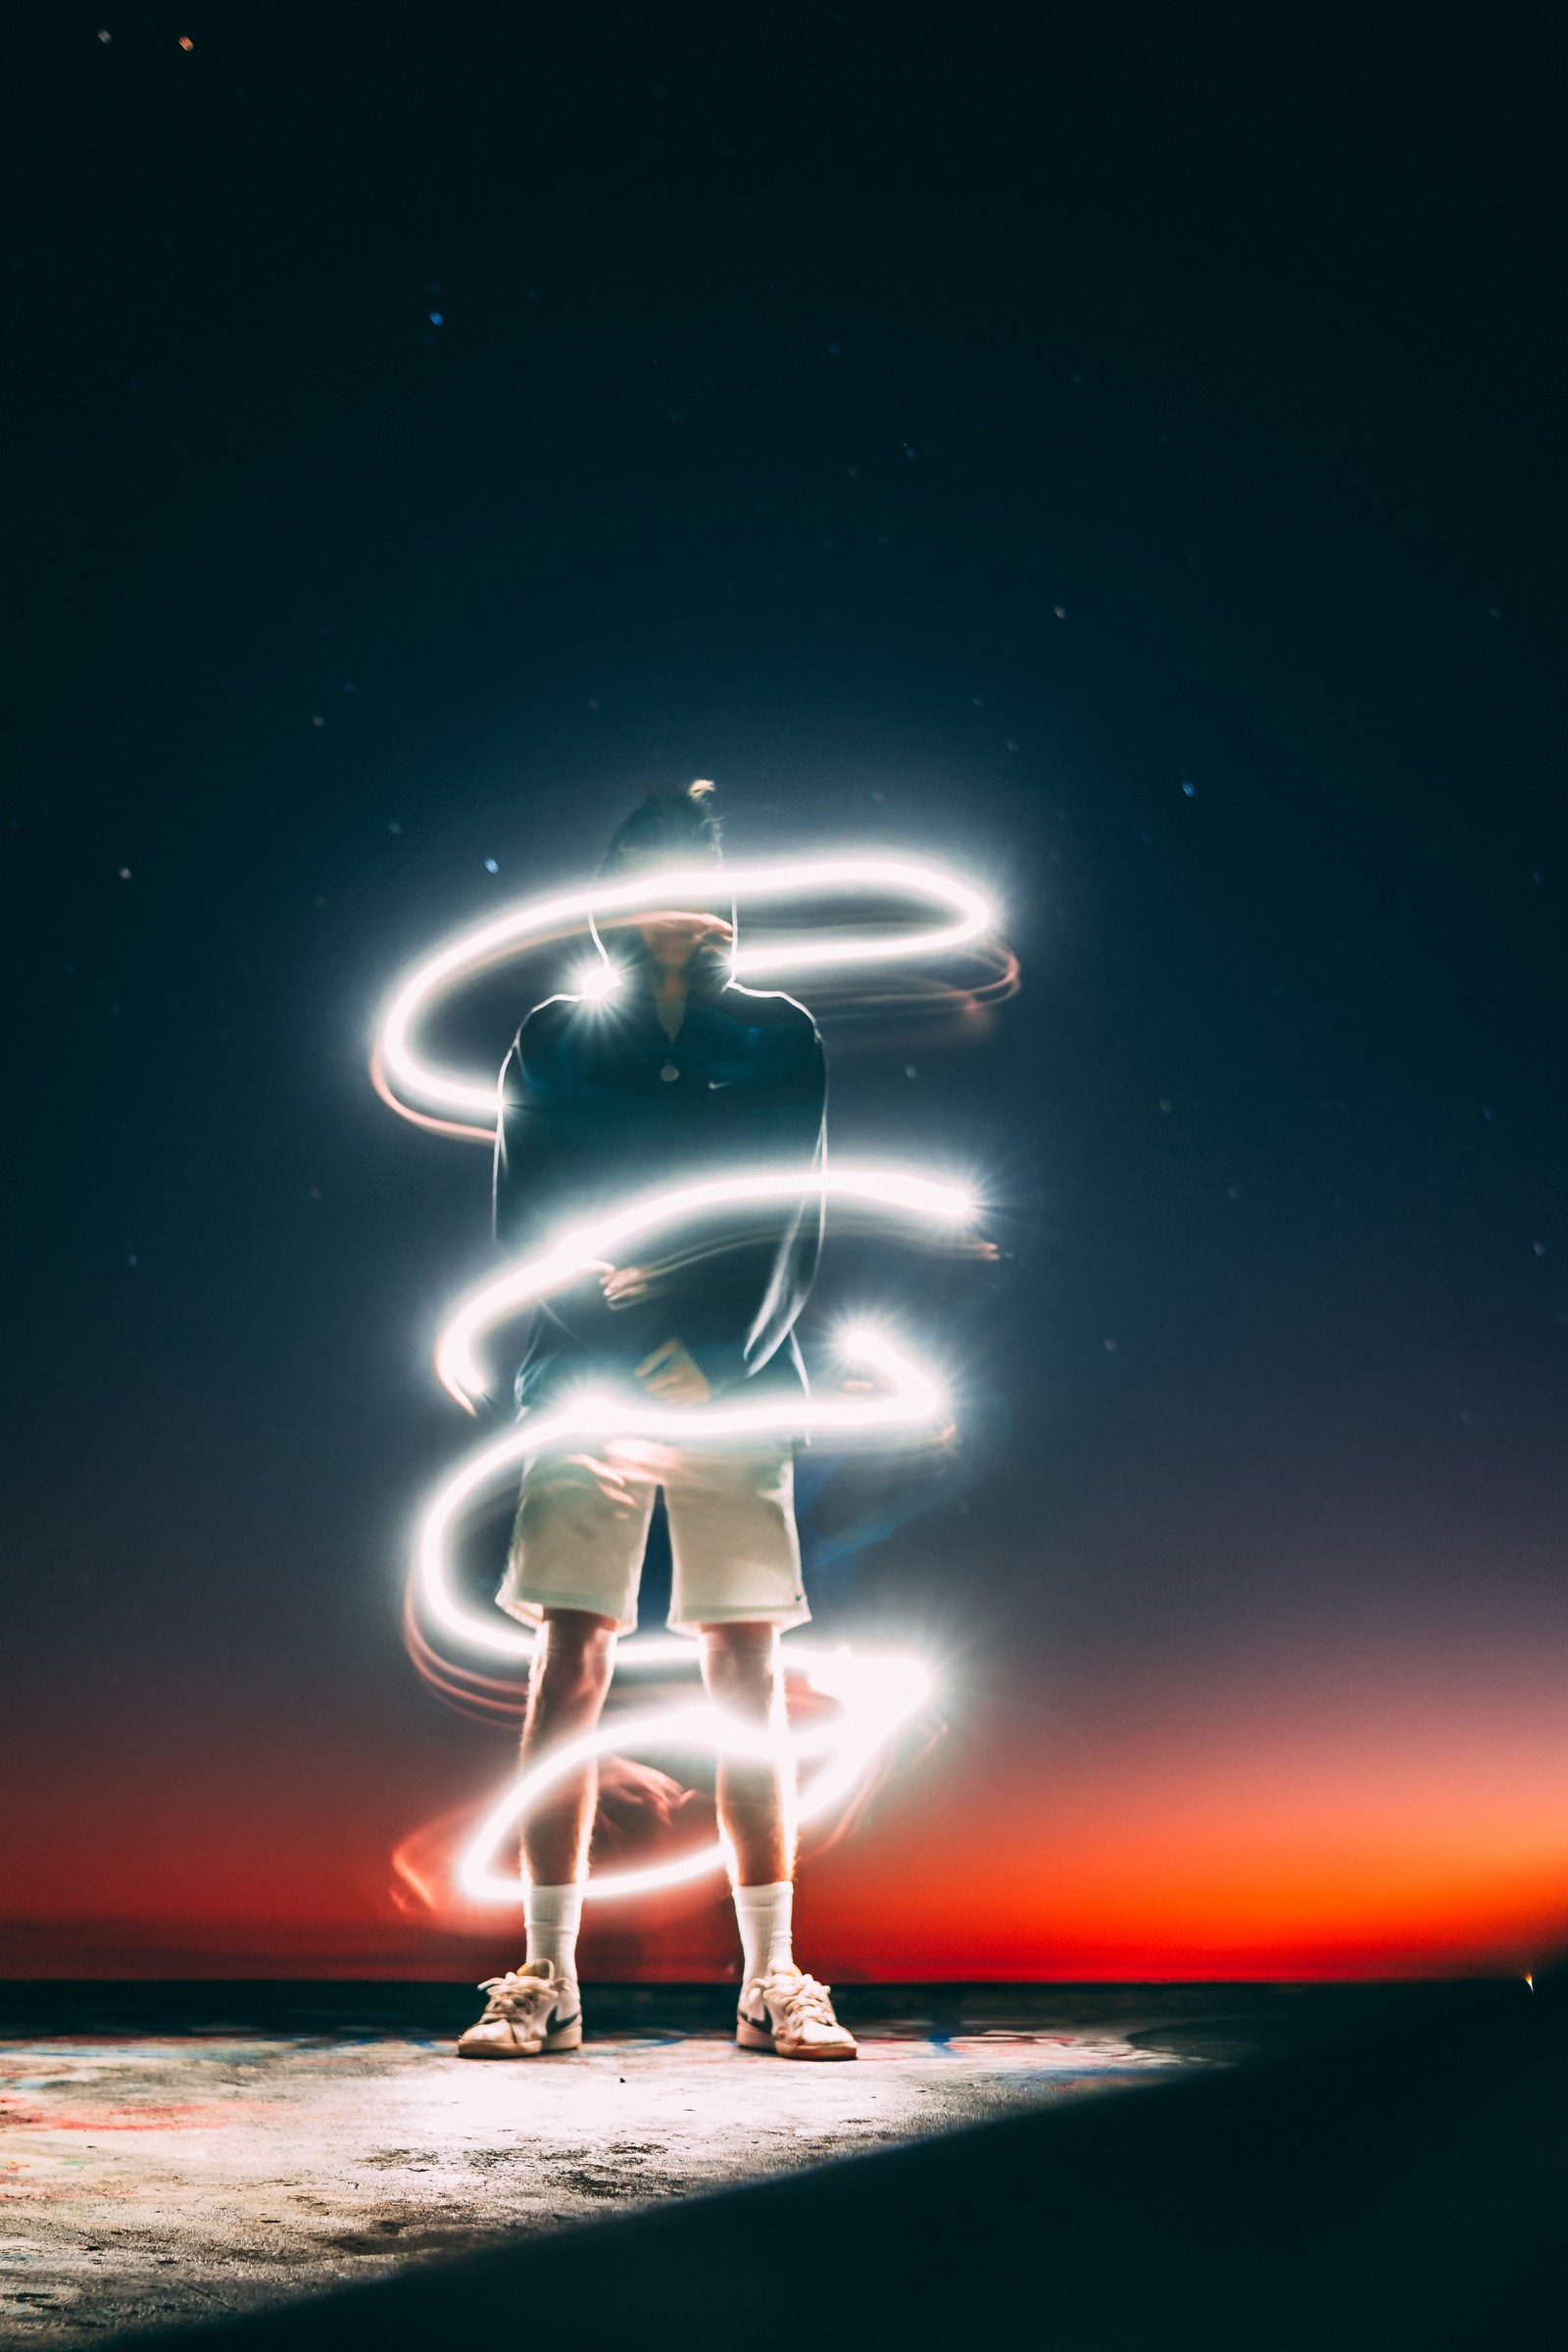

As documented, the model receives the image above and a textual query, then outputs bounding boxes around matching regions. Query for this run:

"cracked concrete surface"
[0,2014,1188,2342]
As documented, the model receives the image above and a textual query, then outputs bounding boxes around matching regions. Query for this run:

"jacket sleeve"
[492,1004,590,1256]
[491,1033,532,1252]
[492,1015,589,1267]
[491,1016,609,1384]
[493,1006,665,1365]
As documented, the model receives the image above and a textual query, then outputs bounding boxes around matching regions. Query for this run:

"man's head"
[599,779,731,969]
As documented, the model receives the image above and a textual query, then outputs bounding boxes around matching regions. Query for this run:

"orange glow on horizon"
[6,1632,1566,1982]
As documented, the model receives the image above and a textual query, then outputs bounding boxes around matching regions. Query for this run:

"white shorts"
[497,1438,808,1637]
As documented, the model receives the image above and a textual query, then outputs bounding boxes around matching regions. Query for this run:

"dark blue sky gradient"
[3,2,1566,1969]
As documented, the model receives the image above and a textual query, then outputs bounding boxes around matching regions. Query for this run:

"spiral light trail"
[375,848,1004,1906]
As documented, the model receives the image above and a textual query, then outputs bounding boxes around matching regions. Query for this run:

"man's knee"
[700,1622,779,1709]
[535,1609,617,1707]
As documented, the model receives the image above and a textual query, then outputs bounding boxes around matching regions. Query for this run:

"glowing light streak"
[436,1165,974,1408]
[458,1648,932,1903]
[374,853,995,1129]
[414,1328,946,1668]
[379,844,1011,1912]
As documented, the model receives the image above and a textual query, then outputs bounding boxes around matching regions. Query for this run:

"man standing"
[458,780,857,2061]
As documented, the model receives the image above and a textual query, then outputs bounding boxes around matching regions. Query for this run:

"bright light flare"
[571,956,620,1001]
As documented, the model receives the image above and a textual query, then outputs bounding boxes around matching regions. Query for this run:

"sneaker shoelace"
[476,1970,558,2027]
[767,1972,840,2030]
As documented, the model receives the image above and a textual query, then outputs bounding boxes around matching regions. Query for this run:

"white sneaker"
[456,1961,582,2059]
[737,1967,858,2060]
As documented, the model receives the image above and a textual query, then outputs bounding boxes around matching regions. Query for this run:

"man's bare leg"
[457,1607,615,2057]
[518,1604,617,2009]
[700,1621,794,1886]
[702,1623,856,2058]
[518,1606,618,1886]
[456,1608,611,2057]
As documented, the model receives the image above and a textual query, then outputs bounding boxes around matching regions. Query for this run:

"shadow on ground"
[3,1977,1560,2348]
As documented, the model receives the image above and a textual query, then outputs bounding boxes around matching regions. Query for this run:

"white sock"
[524,1882,583,2006]
[733,1880,795,1984]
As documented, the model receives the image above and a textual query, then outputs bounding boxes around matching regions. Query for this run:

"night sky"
[4,4,1566,1980]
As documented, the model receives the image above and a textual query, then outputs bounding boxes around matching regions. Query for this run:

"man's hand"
[599,1262,653,1309]
[635,1338,711,1404]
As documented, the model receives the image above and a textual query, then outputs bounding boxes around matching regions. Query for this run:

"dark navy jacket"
[493,942,825,1411]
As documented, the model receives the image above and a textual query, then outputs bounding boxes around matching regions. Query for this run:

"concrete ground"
[0,1985,1219,2345]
